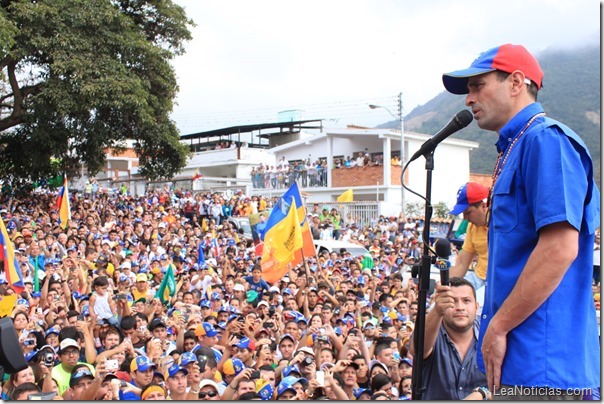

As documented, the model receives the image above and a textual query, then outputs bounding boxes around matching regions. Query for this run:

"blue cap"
[216,321,227,330]
[354,388,373,399]
[8,221,16,230]
[45,327,60,337]
[25,350,39,362]
[210,292,221,301]
[197,322,219,337]
[31,291,42,298]
[72,292,81,300]
[166,363,188,378]
[179,352,197,366]
[119,274,130,283]
[282,364,301,377]
[282,375,308,387]
[199,299,211,308]
[283,288,293,295]
[218,305,229,313]
[131,356,156,372]
[159,254,168,261]
[333,327,343,336]
[233,337,254,350]
[277,380,296,397]
[257,381,274,400]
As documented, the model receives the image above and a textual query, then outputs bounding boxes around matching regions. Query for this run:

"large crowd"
[0,183,599,401]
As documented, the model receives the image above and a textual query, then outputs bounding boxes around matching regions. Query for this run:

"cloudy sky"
[170,0,600,135]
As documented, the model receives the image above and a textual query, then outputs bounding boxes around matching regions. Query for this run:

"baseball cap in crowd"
[354,388,373,399]
[256,301,269,308]
[16,298,29,307]
[233,337,255,351]
[130,355,157,372]
[119,274,130,284]
[195,322,219,337]
[369,359,390,376]
[450,182,490,215]
[442,43,544,95]
[223,358,245,376]
[279,334,295,344]
[276,380,296,398]
[45,327,60,338]
[256,378,274,401]
[210,292,221,301]
[268,286,280,293]
[179,352,197,366]
[199,299,211,309]
[148,318,166,331]
[120,262,131,270]
[233,283,245,292]
[136,273,148,282]
[69,366,94,387]
[165,363,188,378]
[282,364,302,378]
[59,338,79,354]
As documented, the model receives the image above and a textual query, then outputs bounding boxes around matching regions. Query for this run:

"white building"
[178,120,478,216]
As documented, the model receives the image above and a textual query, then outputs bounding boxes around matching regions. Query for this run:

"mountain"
[380,45,601,184]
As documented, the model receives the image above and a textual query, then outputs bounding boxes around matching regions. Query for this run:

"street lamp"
[369,92,406,216]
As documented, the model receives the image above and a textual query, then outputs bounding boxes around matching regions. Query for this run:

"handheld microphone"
[409,110,473,162]
[434,238,452,286]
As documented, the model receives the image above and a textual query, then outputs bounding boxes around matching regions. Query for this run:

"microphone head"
[455,110,474,128]
[434,238,452,258]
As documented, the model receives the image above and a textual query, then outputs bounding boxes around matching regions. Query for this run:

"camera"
[262,322,274,329]
[301,356,314,366]
[268,306,276,316]
[42,352,55,367]
[23,338,36,347]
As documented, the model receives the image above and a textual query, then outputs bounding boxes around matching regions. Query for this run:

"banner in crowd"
[56,175,71,229]
[261,197,303,284]
[154,264,176,304]
[0,217,24,293]
[260,182,316,259]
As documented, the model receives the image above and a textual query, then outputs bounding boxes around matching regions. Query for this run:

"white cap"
[233,284,245,292]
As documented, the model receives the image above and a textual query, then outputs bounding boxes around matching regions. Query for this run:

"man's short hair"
[10,382,40,400]
[449,276,476,299]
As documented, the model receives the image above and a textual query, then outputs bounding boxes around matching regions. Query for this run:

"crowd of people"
[0,183,453,401]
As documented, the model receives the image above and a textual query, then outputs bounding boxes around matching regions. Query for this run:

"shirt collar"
[495,102,544,153]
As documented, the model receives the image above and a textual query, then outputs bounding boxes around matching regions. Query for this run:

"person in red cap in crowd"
[448,182,490,295]
[443,43,600,398]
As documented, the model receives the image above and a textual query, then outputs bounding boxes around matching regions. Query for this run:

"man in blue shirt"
[443,44,600,398]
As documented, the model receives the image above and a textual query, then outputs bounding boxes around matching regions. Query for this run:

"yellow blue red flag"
[56,176,71,229]
[260,182,316,261]
[261,197,303,284]
[0,217,24,293]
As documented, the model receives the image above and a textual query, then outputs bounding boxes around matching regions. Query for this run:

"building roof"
[180,119,323,141]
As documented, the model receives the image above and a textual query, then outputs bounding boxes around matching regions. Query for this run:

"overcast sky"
[170,0,600,135]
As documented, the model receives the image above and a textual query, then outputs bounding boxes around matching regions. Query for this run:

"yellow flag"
[337,189,353,202]
[261,197,303,284]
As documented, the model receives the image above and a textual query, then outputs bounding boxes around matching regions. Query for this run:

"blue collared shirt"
[478,103,600,389]
[422,320,486,400]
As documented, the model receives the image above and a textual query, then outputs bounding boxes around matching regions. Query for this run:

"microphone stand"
[411,150,436,400]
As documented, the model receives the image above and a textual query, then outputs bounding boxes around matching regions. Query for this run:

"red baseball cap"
[443,44,544,95]
[450,182,490,215]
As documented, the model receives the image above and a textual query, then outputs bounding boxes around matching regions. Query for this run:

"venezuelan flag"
[261,182,316,260]
[0,217,24,293]
[261,197,303,284]
[56,176,71,229]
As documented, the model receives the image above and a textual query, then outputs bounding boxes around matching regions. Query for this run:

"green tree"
[0,0,194,191]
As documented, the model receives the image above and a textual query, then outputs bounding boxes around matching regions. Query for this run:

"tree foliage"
[0,0,194,188]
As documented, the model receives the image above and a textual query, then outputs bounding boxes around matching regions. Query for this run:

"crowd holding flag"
[0,216,24,293]
[154,263,177,304]
[56,175,71,229]
[261,196,303,284]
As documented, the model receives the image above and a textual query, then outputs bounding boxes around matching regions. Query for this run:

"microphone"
[409,110,473,162]
[434,238,452,286]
